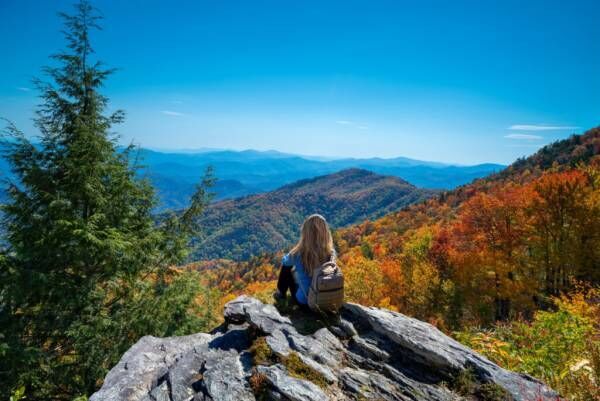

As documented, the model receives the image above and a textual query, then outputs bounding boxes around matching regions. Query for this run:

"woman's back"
[281,252,313,305]
[278,214,336,305]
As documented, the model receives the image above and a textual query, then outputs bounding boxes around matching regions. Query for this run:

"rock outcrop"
[90,296,560,401]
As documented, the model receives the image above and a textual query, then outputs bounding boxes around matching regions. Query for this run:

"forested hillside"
[336,127,600,322]
[189,127,600,400]
[192,168,435,260]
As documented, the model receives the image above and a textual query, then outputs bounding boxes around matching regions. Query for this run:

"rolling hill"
[191,168,436,260]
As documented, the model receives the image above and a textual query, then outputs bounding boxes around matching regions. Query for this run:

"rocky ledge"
[90,296,560,401]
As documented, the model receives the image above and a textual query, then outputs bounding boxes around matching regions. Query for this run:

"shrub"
[248,369,269,399]
[477,383,511,401]
[455,287,599,401]
[451,368,477,396]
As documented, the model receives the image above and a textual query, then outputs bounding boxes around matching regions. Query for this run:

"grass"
[249,337,275,366]
[248,369,269,400]
[451,368,477,396]
[454,287,599,401]
[281,352,329,389]
[477,383,511,401]
[450,368,513,401]
[248,335,328,390]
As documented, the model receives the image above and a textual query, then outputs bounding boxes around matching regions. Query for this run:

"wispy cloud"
[17,87,31,92]
[508,124,579,131]
[336,120,369,130]
[161,110,185,116]
[504,133,543,140]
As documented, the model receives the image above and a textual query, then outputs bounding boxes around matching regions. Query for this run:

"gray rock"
[91,296,560,401]
[149,382,170,401]
[165,347,254,401]
[90,333,212,401]
[224,295,292,334]
[265,329,292,357]
[208,325,251,352]
[167,350,204,401]
[274,327,343,370]
[342,303,558,401]
[336,318,358,338]
[340,367,409,401]
[350,334,391,362]
[257,364,329,401]
[201,349,255,401]
[294,352,338,384]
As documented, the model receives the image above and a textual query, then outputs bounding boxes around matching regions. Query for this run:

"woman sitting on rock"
[274,214,344,312]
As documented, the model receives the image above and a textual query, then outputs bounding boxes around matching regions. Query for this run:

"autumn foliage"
[195,156,600,332]
[186,129,600,401]
[337,162,600,328]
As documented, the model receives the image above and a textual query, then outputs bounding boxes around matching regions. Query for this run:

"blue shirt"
[282,252,312,305]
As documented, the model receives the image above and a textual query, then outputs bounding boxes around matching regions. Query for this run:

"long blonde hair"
[290,214,335,276]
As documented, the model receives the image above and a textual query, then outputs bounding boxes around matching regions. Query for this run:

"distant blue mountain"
[0,144,504,210]
[135,148,504,210]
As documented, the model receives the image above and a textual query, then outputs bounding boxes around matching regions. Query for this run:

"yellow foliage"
[553,284,599,323]
[407,260,440,318]
[344,256,386,306]
[245,280,278,304]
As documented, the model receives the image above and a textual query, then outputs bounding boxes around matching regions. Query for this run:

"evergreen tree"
[0,2,217,399]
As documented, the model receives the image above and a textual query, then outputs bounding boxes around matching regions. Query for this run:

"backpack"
[307,258,344,313]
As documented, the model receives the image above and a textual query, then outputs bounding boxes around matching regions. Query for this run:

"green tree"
[0,2,217,399]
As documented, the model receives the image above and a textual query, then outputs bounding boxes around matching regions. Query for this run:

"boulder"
[90,296,561,401]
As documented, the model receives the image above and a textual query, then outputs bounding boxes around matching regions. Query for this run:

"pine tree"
[0,2,217,399]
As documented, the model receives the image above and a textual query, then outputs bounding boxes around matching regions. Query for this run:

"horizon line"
[141,145,508,167]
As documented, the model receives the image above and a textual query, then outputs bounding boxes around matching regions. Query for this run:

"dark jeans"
[277,265,299,303]
[277,266,321,313]
[277,266,316,310]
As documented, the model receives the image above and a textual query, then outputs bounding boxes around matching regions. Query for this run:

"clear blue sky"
[1,0,598,164]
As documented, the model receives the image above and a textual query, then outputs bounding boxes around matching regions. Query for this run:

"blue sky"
[1,0,599,164]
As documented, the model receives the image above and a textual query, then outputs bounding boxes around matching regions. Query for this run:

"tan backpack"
[307,258,344,313]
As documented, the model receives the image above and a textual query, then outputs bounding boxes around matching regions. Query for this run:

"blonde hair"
[290,214,335,276]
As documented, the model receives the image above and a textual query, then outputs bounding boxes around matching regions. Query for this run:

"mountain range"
[136,148,503,210]
[188,128,599,262]
[0,144,503,210]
